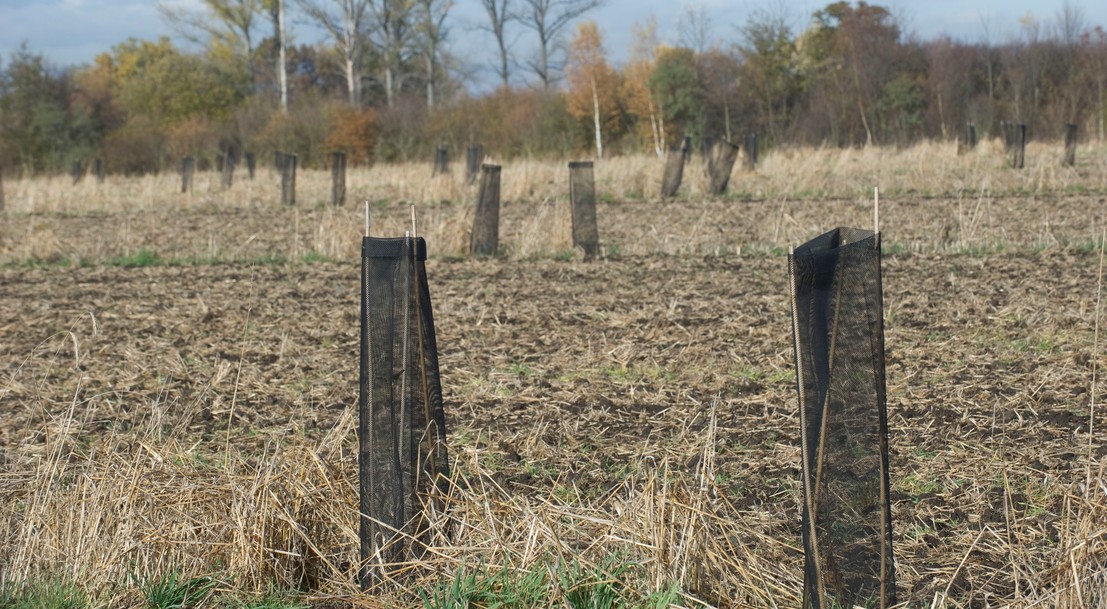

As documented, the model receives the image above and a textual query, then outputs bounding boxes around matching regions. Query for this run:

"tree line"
[1,0,1105,175]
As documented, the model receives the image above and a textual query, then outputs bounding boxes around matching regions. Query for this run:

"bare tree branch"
[366,0,416,107]
[676,2,713,53]
[477,0,515,87]
[294,0,373,105]
[517,0,604,90]
[414,0,452,108]
[157,0,262,89]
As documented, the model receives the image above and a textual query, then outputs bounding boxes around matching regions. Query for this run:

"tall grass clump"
[0,579,89,609]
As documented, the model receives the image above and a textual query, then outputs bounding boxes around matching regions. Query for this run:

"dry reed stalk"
[507,196,573,258]
[2,424,363,598]
[406,456,802,608]
[1024,486,1107,608]
[1089,229,1106,492]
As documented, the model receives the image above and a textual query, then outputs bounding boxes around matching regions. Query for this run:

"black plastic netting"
[359,236,449,587]
[569,161,600,260]
[788,227,896,609]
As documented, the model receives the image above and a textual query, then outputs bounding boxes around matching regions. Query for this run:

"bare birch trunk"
[657,101,667,154]
[347,57,358,105]
[724,94,732,142]
[1099,78,1104,142]
[385,67,395,107]
[937,84,947,140]
[648,95,661,157]
[278,0,288,112]
[426,54,435,109]
[591,75,602,159]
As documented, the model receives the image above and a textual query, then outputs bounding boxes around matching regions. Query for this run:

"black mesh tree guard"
[359,235,449,588]
[280,153,297,206]
[788,227,896,609]
[707,140,739,194]
[433,145,449,176]
[569,161,600,260]
[222,151,236,189]
[743,133,759,171]
[700,135,715,162]
[660,136,691,198]
[466,144,483,185]
[181,157,195,194]
[1063,123,1077,167]
[1012,123,1027,169]
[470,164,501,256]
[961,122,977,154]
[1002,122,1026,169]
[331,151,347,206]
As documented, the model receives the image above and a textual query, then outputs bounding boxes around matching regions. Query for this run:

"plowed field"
[2,183,1106,606]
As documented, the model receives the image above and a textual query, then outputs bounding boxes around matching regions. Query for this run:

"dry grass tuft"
[0,397,805,607]
[0,403,362,597]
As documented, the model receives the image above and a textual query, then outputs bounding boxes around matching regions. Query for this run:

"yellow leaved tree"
[621,17,663,156]
[565,20,621,159]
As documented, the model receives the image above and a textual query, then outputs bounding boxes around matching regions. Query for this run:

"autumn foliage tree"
[621,17,663,155]
[518,0,605,90]
[104,38,249,169]
[9,0,1107,175]
[324,105,378,164]
[0,45,96,173]
[738,9,803,144]
[157,0,264,92]
[649,46,703,148]
[696,49,740,143]
[1082,26,1107,140]
[796,1,917,146]
[566,20,622,158]
[921,37,979,140]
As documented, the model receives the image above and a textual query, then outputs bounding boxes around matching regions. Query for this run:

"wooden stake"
[874,187,880,235]
[365,200,370,237]
[1089,227,1105,493]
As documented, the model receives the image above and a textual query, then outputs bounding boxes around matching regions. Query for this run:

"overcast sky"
[3,0,1106,88]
